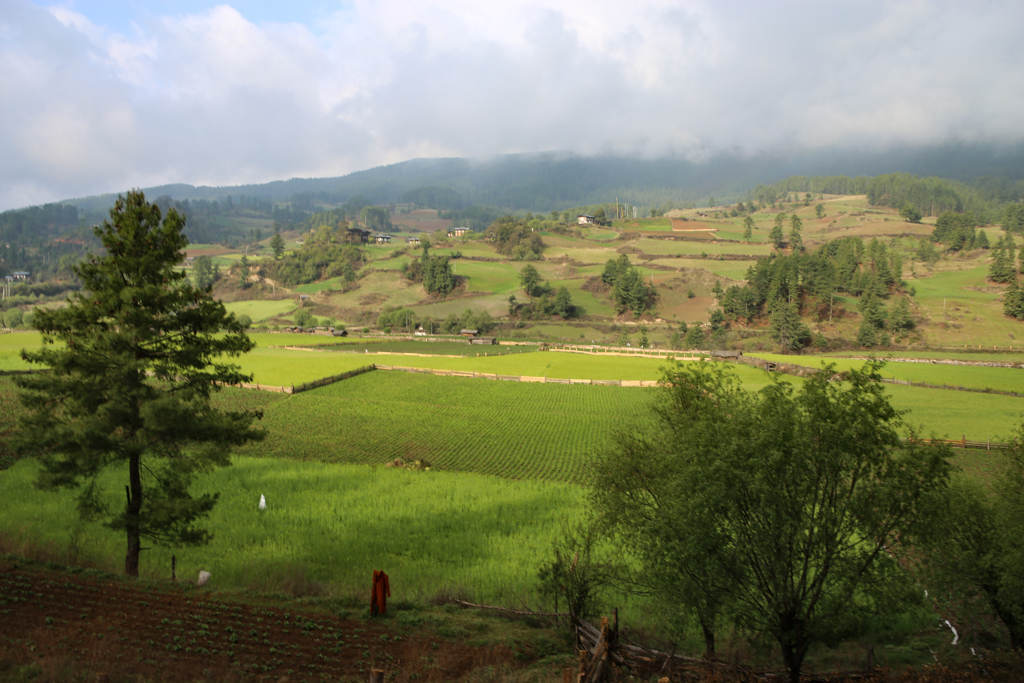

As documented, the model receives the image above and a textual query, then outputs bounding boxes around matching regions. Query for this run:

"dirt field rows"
[0,558,522,683]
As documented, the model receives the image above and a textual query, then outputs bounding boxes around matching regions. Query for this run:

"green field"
[750,353,1024,394]
[245,371,656,481]
[0,456,584,604]
[224,299,296,321]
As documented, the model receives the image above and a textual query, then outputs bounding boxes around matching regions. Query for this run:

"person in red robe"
[371,570,390,616]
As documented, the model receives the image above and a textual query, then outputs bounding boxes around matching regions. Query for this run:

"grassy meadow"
[0,456,586,605]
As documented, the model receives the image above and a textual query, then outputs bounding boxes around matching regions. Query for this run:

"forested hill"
[62,142,1024,216]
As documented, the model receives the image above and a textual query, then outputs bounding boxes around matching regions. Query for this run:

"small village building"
[469,337,496,345]
[406,236,420,245]
[577,215,595,225]
[11,271,29,280]
[331,328,348,337]
[374,234,392,244]
[345,228,371,244]
[447,227,469,237]
[460,329,478,337]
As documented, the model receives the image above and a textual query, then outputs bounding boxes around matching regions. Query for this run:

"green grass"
[0,331,41,371]
[647,258,755,280]
[224,300,296,322]
[0,456,585,604]
[635,238,772,257]
[749,354,1024,394]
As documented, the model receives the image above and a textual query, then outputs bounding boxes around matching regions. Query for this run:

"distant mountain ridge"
[60,142,1024,215]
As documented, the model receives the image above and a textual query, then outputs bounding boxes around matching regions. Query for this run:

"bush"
[3,308,23,328]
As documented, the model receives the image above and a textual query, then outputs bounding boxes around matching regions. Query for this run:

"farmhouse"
[374,234,392,244]
[406,236,420,245]
[447,227,470,237]
[345,228,371,244]
[11,271,29,280]
[577,215,595,225]
[460,329,478,337]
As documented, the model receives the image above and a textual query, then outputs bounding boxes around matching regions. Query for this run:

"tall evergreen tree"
[15,191,264,576]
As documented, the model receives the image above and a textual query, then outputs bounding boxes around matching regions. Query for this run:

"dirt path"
[0,559,512,682]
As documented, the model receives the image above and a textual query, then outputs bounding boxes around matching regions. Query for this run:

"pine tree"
[15,191,264,576]
[856,321,878,347]
[770,302,809,352]
[742,216,754,240]
[1005,280,1024,320]
[789,215,803,251]
[889,296,913,331]
[990,237,1012,283]
[270,232,285,259]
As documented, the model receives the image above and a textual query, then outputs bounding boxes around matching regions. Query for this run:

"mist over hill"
[64,142,1024,216]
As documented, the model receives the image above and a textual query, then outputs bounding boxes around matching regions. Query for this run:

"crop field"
[322,341,539,356]
[0,456,586,604]
[244,371,657,481]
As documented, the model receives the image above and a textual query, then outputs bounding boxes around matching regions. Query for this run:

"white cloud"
[1,0,1024,209]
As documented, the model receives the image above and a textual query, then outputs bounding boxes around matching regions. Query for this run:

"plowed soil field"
[0,559,517,683]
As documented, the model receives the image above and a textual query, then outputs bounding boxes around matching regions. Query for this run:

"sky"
[3,0,1024,211]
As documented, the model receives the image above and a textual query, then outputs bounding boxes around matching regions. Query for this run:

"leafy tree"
[507,295,518,317]
[192,255,216,290]
[900,205,923,223]
[815,203,825,219]
[769,301,809,352]
[485,215,545,260]
[293,308,314,327]
[360,206,393,232]
[236,313,252,329]
[592,361,951,683]
[742,216,754,240]
[270,232,285,259]
[919,426,1024,649]
[520,264,542,297]
[3,308,23,328]
[15,191,264,576]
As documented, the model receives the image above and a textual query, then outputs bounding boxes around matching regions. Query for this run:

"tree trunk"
[125,454,143,576]
[701,620,716,659]
[780,642,807,683]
